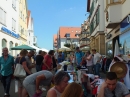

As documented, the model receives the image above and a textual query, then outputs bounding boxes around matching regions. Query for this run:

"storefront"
[119,14,130,55]
[0,26,20,56]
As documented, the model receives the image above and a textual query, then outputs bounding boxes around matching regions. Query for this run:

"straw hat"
[110,62,127,79]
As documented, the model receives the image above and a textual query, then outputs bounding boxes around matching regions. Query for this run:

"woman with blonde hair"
[61,82,83,97]
[15,49,32,97]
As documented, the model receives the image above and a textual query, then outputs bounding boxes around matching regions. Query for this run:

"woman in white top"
[47,71,70,97]
[86,50,93,74]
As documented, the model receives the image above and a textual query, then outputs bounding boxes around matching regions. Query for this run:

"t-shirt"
[93,53,101,65]
[15,57,26,65]
[75,51,84,65]
[97,82,130,97]
[42,54,52,70]
[24,70,53,86]
[25,56,32,70]
[36,55,43,65]
[0,55,14,76]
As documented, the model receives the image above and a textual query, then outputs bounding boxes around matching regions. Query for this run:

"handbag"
[14,57,26,77]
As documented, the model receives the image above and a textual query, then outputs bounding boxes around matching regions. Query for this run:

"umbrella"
[58,47,71,51]
[11,45,36,50]
[114,40,120,56]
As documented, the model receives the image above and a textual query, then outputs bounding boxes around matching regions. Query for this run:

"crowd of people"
[0,47,130,97]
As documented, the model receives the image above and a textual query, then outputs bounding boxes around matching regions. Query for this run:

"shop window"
[119,31,130,55]
[106,40,113,58]
[2,39,7,48]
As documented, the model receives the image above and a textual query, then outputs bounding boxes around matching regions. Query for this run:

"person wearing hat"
[109,57,130,90]
[97,72,130,97]
[74,47,84,66]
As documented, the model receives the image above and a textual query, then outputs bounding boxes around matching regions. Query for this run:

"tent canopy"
[11,45,36,50]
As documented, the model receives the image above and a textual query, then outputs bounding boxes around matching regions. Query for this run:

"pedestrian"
[47,70,70,97]
[25,50,35,73]
[0,47,14,97]
[61,82,83,97]
[86,50,93,74]
[92,49,102,76]
[97,72,130,97]
[22,70,53,97]
[74,47,84,66]
[15,49,32,97]
[35,50,44,72]
[42,50,54,71]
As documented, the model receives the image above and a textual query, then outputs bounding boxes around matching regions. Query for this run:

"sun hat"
[110,62,127,79]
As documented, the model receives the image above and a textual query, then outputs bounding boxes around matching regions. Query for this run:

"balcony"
[80,40,90,48]
[105,0,126,28]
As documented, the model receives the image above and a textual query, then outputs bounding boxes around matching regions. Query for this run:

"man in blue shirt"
[74,47,84,66]
[0,47,14,97]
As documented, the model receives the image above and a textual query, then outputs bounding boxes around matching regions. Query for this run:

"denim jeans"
[1,74,12,94]
[36,64,42,72]
[94,63,101,76]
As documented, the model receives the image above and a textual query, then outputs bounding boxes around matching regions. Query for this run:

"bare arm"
[86,55,92,61]
[125,94,130,97]
[97,82,107,97]
[22,61,32,75]
[36,74,46,91]
[47,89,57,97]
[97,87,105,97]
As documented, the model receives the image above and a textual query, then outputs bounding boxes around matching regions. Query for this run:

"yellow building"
[19,0,28,45]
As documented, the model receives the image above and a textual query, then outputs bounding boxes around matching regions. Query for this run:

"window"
[9,41,13,55]
[12,0,16,9]
[0,7,6,25]
[106,40,113,58]
[12,18,16,31]
[66,33,70,38]
[2,39,7,48]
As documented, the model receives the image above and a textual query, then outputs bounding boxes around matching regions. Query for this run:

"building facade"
[27,10,37,47]
[53,34,57,50]
[57,27,81,50]
[87,0,105,54]
[79,20,90,51]
[0,0,19,56]
[19,0,28,45]
[104,0,130,57]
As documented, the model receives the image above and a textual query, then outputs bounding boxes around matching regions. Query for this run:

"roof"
[58,27,81,39]
[27,10,31,28]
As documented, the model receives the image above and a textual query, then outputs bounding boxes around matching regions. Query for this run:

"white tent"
[39,48,49,53]
[114,40,120,56]
[30,45,40,52]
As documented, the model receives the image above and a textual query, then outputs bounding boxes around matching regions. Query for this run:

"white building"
[57,27,81,50]
[87,0,105,54]
[0,0,19,56]
[27,10,38,50]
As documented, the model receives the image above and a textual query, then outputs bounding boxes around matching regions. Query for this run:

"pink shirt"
[42,54,52,70]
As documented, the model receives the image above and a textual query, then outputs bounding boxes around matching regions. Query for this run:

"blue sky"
[27,0,89,50]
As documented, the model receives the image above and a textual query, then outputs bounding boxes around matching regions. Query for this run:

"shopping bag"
[14,63,26,77]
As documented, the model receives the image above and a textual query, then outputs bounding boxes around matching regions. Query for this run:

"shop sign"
[1,27,20,39]
[120,14,130,33]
